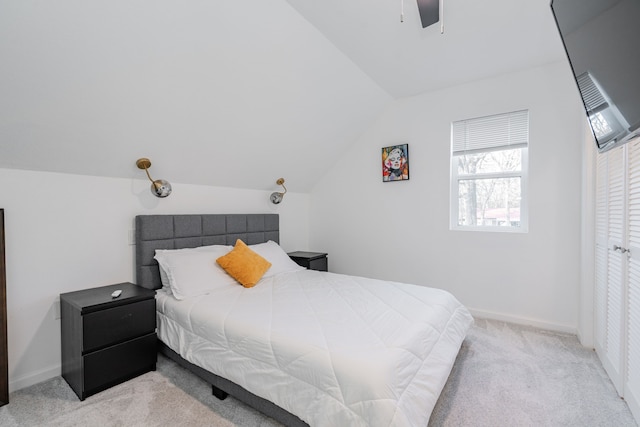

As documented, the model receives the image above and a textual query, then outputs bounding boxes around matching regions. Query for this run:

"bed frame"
[135,214,308,427]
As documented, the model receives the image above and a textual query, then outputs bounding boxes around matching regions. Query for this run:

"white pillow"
[155,245,231,291]
[154,245,235,299]
[249,240,305,277]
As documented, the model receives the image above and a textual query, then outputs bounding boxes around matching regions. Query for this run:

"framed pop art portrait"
[382,144,409,182]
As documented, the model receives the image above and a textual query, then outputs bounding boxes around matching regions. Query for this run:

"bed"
[135,214,473,426]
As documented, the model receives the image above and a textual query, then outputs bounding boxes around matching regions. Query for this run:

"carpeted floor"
[0,318,636,426]
[431,318,636,426]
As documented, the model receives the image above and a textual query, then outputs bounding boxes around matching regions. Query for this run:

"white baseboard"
[468,307,578,337]
[10,364,61,393]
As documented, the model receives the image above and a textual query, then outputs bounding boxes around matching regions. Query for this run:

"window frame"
[449,112,529,233]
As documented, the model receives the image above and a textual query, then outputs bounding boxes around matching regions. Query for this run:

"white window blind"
[452,110,529,155]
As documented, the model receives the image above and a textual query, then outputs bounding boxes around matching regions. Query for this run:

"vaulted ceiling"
[0,0,565,193]
[285,0,566,98]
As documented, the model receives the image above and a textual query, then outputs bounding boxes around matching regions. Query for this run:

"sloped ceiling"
[285,0,567,98]
[0,0,565,192]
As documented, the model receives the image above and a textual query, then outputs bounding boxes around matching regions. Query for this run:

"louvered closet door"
[626,137,640,417]
[595,144,626,395]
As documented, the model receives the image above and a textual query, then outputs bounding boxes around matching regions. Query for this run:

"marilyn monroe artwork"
[382,144,409,182]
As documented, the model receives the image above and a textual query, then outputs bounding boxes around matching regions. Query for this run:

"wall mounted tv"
[551,0,640,153]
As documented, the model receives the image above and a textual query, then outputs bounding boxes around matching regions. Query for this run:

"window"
[450,110,529,232]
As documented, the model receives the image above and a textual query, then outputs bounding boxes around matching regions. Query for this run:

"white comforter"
[156,269,473,426]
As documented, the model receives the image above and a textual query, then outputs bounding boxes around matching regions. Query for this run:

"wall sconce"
[136,158,172,198]
[270,178,287,204]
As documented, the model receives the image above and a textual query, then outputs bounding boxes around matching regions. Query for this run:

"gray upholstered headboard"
[135,214,279,290]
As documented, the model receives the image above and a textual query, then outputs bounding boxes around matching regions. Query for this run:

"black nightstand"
[288,251,328,272]
[60,282,157,400]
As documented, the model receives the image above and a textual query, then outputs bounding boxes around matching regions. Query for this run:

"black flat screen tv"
[551,0,640,152]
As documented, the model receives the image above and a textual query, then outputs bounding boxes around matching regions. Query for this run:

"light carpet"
[0,318,636,426]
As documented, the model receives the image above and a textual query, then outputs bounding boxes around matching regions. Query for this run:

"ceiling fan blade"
[416,0,439,28]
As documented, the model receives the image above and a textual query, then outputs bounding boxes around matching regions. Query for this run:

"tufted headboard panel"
[135,214,279,290]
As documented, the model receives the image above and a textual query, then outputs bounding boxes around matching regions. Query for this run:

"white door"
[595,138,640,421]
[595,144,626,395]
[625,137,640,416]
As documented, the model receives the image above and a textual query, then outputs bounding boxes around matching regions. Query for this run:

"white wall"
[0,0,391,192]
[0,168,310,391]
[580,122,596,348]
[310,61,587,334]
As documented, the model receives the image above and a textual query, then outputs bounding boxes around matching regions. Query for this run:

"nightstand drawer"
[307,257,328,272]
[83,299,156,353]
[83,332,157,394]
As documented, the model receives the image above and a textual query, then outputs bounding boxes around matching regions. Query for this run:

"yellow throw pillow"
[216,239,272,288]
